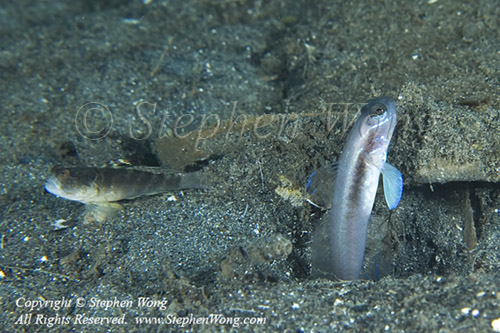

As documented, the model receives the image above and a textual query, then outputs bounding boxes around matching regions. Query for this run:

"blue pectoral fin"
[381,163,403,210]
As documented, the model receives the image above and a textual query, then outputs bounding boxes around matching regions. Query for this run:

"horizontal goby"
[45,165,206,204]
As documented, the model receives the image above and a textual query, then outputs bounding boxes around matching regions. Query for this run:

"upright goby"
[310,97,403,280]
[45,166,207,222]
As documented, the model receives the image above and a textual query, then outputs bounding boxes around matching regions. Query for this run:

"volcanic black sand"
[1,1,500,331]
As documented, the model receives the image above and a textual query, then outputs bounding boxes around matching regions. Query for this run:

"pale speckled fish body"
[311,97,402,280]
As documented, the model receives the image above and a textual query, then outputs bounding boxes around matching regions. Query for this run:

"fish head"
[44,166,98,203]
[358,97,397,140]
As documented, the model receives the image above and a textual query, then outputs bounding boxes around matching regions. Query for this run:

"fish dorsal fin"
[381,162,403,210]
[306,162,338,209]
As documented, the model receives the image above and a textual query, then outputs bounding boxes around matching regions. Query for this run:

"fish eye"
[369,103,387,118]
[56,168,71,179]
